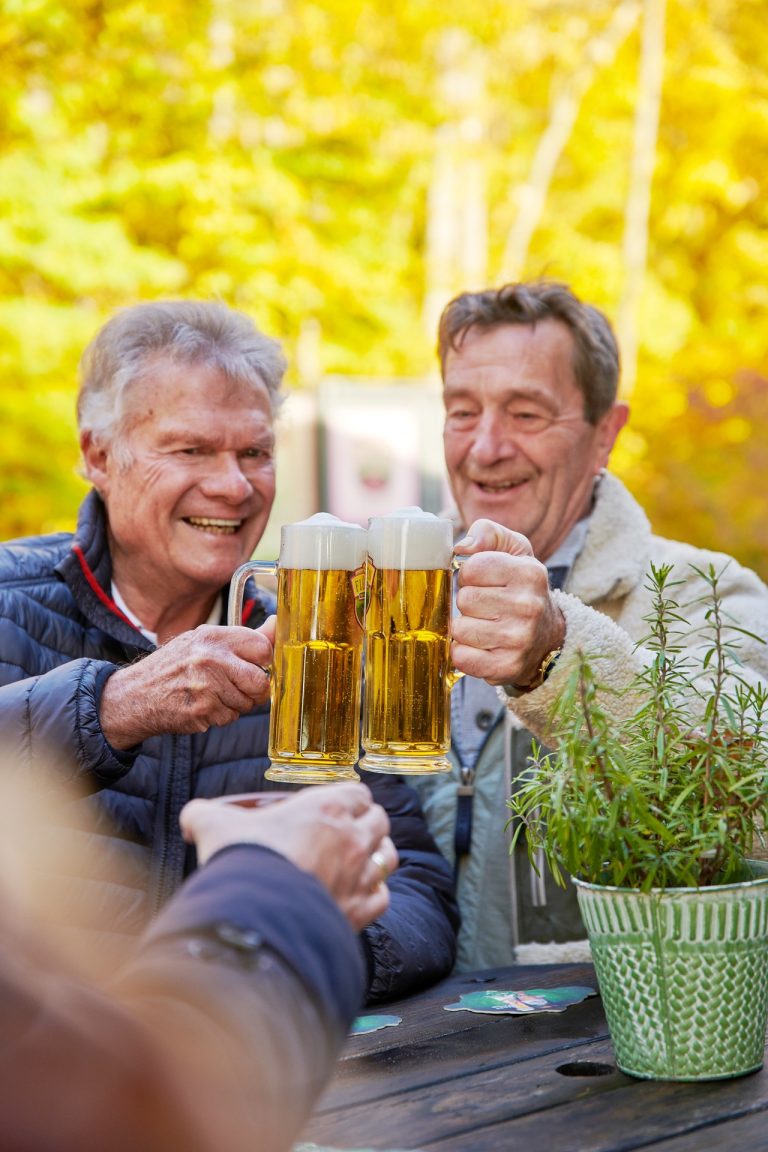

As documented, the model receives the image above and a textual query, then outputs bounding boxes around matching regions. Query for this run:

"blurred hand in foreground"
[180,782,398,933]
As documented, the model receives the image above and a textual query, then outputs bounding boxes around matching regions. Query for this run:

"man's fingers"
[455,553,548,596]
[354,801,392,849]
[347,883,391,932]
[454,518,534,558]
[226,625,274,672]
[370,834,397,871]
[179,797,228,844]
[255,614,276,645]
[179,798,204,842]
[307,781,375,820]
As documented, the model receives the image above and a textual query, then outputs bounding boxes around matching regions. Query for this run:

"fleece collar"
[568,471,652,605]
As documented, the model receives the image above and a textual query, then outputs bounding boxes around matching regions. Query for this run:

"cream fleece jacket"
[508,471,768,737]
[414,471,768,970]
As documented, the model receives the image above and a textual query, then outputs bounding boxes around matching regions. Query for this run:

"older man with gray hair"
[410,279,768,971]
[0,299,458,1002]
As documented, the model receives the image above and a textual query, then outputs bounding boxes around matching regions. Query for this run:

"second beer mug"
[229,513,367,784]
[360,507,460,775]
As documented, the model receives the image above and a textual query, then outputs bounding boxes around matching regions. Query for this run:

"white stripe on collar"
[110,584,222,645]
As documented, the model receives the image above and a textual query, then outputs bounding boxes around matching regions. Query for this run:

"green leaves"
[0,0,767,562]
[509,563,768,891]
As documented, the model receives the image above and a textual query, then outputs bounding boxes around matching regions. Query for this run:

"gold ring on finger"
[370,849,389,885]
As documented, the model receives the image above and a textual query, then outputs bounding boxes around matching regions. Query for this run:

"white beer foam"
[280,512,367,571]
[367,507,453,571]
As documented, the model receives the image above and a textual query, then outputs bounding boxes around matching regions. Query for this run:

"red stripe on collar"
[71,544,141,633]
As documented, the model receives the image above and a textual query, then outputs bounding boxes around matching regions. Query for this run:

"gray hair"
[77,300,287,454]
[437,280,620,424]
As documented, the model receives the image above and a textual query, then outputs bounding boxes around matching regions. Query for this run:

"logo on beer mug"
[229,513,367,784]
[351,561,373,630]
[360,507,459,775]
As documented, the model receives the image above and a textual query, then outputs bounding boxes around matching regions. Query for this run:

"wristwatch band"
[503,647,563,698]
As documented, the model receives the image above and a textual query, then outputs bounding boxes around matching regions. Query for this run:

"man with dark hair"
[0,299,458,1002]
[412,279,768,970]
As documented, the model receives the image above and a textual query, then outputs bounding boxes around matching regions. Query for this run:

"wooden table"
[300,962,768,1151]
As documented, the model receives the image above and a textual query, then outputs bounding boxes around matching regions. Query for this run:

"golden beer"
[362,567,452,761]
[360,508,456,774]
[228,513,367,783]
[269,567,364,773]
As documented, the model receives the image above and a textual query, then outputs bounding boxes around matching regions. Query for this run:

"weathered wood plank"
[302,962,768,1152]
[304,1036,621,1148]
[426,1061,768,1152]
[341,964,597,1060]
[638,1106,768,1151]
[313,996,609,1112]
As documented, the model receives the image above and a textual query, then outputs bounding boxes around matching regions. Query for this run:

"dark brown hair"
[437,280,620,423]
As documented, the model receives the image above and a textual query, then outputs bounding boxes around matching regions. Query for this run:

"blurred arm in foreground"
[0,781,395,1152]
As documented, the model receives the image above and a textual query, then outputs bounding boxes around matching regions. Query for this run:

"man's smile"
[184,517,244,535]
[472,478,530,493]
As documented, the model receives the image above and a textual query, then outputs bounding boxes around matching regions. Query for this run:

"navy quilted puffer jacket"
[0,491,459,1002]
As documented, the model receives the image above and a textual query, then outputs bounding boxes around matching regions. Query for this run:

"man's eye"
[243,447,271,460]
[510,411,550,432]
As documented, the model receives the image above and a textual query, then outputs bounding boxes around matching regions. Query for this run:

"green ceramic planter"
[574,861,768,1081]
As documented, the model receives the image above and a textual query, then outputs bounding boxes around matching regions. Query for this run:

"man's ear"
[594,401,629,470]
[79,430,110,492]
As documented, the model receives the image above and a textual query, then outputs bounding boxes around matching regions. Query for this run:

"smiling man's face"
[81,360,276,611]
[442,320,627,561]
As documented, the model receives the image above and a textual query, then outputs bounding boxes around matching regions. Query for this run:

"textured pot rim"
[572,860,768,898]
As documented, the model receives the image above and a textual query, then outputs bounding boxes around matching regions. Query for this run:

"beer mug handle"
[228,560,277,626]
[448,552,468,690]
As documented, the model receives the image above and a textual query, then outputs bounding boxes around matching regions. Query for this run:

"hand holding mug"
[180,783,397,932]
[100,620,275,750]
[451,518,566,689]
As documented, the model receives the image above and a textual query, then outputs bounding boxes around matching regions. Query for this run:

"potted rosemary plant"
[510,562,768,1081]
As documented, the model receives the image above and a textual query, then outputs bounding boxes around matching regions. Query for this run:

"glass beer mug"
[229,513,367,784]
[360,507,461,775]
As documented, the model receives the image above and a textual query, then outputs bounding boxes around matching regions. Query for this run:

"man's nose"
[468,412,514,465]
[200,454,254,501]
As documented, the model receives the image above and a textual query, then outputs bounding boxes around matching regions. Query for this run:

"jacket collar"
[568,471,652,605]
[55,489,275,646]
[55,490,152,651]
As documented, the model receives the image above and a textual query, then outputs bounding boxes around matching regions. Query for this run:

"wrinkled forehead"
[443,320,580,397]
[120,355,273,421]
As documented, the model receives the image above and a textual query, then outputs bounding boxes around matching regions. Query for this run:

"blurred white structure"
[256,377,450,558]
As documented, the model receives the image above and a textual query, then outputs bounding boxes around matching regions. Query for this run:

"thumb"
[256,614,276,645]
[453,518,534,558]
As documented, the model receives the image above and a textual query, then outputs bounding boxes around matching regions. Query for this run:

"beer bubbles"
[229,513,367,783]
[361,508,456,774]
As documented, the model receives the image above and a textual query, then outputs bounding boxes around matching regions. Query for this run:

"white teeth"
[188,517,241,526]
[186,517,242,532]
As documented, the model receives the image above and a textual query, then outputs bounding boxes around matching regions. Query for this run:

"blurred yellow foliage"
[0,0,766,579]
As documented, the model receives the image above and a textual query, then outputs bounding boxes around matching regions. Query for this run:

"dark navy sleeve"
[360,771,461,1003]
[0,844,364,1152]
[0,659,137,790]
[115,844,366,1152]
[138,842,365,1029]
